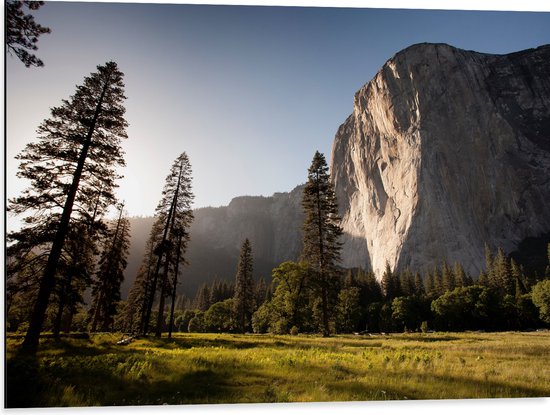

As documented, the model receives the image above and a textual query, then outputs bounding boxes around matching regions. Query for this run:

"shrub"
[188,311,206,333]
[204,299,234,333]
[531,280,550,324]
[252,302,274,334]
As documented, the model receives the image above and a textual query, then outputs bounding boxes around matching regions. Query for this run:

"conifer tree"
[433,267,444,296]
[8,61,128,347]
[89,204,131,332]
[510,259,527,298]
[301,151,342,337]
[6,1,51,67]
[494,248,514,296]
[233,239,255,333]
[484,244,495,284]
[453,262,467,287]
[399,269,415,296]
[141,153,194,336]
[414,272,425,298]
[381,262,401,301]
[194,284,211,312]
[424,271,435,297]
[441,262,455,292]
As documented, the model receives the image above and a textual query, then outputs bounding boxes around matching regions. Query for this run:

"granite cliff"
[331,43,550,277]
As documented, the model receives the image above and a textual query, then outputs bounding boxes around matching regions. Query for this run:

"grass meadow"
[6,331,550,407]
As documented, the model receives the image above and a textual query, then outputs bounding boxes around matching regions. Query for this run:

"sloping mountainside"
[331,42,550,277]
[122,186,304,299]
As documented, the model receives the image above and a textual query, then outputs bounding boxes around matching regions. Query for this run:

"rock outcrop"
[331,43,550,277]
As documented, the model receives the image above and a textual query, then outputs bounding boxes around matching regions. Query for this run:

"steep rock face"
[331,43,550,277]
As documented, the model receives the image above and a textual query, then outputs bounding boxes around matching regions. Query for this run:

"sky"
[6,0,550,231]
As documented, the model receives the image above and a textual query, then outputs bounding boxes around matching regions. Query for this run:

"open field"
[6,331,550,407]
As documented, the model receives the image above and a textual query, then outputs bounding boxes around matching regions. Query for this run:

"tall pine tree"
[301,151,342,337]
[233,239,255,333]
[141,153,194,336]
[9,61,127,348]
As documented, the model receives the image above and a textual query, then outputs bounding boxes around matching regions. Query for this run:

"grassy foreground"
[6,331,550,407]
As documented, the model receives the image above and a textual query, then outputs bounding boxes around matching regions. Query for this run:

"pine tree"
[399,269,415,297]
[233,239,255,333]
[494,248,514,296]
[194,284,211,312]
[424,271,435,297]
[433,267,443,296]
[8,61,128,348]
[381,262,397,301]
[510,259,526,298]
[414,272,425,298]
[441,262,455,292]
[484,244,495,286]
[6,1,51,67]
[301,151,342,337]
[453,262,467,287]
[89,204,131,332]
[141,153,194,336]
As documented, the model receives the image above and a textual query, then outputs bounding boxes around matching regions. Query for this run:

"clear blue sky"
[6,1,550,227]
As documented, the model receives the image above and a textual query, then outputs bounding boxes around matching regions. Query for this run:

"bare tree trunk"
[168,233,183,338]
[53,274,72,338]
[155,258,171,337]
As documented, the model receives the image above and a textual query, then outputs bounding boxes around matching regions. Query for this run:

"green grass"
[6,331,550,407]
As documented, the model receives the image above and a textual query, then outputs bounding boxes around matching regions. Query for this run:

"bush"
[252,302,274,334]
[531,280,550,324]
[204,299,234,333]
[188,311,206,333]
[176,310,196,332]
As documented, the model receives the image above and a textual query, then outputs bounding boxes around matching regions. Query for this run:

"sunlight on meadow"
[6,331,550,407]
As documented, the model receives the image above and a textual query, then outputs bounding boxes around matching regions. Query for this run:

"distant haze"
[6,1,550,231]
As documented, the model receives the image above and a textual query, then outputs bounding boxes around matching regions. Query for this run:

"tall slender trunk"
[155,256,171,337]
[90,290,104,332]
[168,233,183,338]
[143,165,183,335]
[53,273,72,338]
[142,202,173,335]
[23,78,110,349]
[314,172,329,337]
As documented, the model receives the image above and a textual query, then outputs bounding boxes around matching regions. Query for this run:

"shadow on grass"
[6,344,235,407]
[6,348,43,408]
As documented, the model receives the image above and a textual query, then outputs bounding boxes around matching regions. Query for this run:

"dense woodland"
[5,2,550,345]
